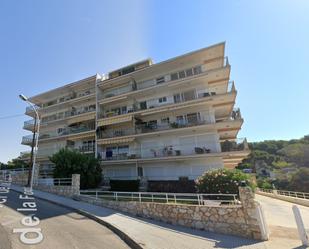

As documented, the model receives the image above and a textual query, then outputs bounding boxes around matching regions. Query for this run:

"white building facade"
[21,42,249,185]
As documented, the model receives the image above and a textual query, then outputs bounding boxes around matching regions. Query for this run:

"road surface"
[256,194,309,241]
[0,189,130,249]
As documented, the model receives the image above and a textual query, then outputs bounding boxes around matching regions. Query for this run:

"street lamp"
[19,94,40,192]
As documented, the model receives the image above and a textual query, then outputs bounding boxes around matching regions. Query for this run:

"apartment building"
[21,42,249,186]
[21,75,98,176]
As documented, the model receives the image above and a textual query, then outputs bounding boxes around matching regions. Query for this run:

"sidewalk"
[9,185,298,249]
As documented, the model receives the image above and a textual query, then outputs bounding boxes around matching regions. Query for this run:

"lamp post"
[19,94,40,192]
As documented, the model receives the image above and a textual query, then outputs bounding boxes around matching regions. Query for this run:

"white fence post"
[292,205,309,246]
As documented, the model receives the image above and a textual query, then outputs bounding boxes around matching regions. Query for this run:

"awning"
[97,114,132,127]
[67,112,95,125]
[97,137,135,145]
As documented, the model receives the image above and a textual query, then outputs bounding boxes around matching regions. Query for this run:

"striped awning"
[97,115,132,127]
[97,137,135,145]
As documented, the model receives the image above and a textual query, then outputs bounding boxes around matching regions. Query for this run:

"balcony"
[99,137,248,162]
[38,125,95,141]
[99,81,235,120]
[100,57,229,100]
[98,119,214,139]
[41,104,96,124]
[21,135,35,145]
[25,90,95,116]
[23,119,37,130]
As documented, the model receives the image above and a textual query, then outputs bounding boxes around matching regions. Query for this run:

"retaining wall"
[75,187,264,240]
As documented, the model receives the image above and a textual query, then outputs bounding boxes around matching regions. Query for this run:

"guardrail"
[258,188,309,200]
[79,190,240,206]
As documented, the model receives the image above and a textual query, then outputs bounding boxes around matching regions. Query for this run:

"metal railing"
[99,138,248,161]
[98,119,214,139]
[99,82,234,120]
[258,188,309,200]
[37,177,72,186]
[79,190,239,206]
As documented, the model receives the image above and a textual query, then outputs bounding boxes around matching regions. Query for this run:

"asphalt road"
[0,189,130,249]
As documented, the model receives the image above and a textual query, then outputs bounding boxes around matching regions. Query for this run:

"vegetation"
[237,135,309,192]
[0,157,29,170]
[195,168,255,195]
[49,148,102,189]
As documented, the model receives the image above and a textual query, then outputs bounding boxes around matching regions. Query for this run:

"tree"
[287,168,309,192]
[49,148,102,189]
[195,168,255,195]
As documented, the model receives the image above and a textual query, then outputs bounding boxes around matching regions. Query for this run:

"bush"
[50,148,102,189]
[195,168,254,194]
[110,180,140,192]
[257,178,273,189]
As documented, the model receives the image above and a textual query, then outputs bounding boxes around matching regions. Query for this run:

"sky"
[0,0,308,163]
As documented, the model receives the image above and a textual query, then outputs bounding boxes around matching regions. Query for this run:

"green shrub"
[195,168,255,194]
[110,180,140,192]
[50,148,102,189]
[257,178,273,189]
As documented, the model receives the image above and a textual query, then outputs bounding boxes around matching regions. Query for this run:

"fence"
[258,188,309,200]
[36,177,72,186]
[79,190,239,206]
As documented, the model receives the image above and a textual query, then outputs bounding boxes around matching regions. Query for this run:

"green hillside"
[237,135,309,192]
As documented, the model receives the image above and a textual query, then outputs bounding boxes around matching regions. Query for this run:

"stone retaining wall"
[34,174,80,197]
[75,187,264,240]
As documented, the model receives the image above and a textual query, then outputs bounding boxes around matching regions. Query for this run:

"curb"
[10,187,143,249]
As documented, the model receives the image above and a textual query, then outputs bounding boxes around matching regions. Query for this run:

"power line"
[0,114,25,120]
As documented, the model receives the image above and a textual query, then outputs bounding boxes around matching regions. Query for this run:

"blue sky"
[0,0,308,163]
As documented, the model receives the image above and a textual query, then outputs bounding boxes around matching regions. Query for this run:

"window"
[183,90,196,101]
[171,73,178,81]
[186,113,199,124]
[193,65,202,75]
[161,117,170,124]
[176,115,185,125]
[186,68,193,77]
[173,93,182,103]
[137,167,143,177]
[179,70,186,79]
[159,97,167,103]
[140,101,147,110]
[156,77,165,84]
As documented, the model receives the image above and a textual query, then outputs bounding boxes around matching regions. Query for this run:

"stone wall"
[34,174,80,197]
[75,187,264,240]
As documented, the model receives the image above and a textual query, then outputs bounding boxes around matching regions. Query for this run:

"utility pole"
[28,116,37,186]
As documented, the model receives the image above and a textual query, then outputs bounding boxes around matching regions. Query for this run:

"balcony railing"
[98,119,214,139]
[38,125,95,140]
[99,83,234,120]
[41,105,96,124]
[101,57,229,100]
[25,105,40,114]
[21,135,35,145]
[23,119,36,129]
[99,138,247,161]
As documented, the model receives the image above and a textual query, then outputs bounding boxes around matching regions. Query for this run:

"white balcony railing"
[99,138,248,161]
